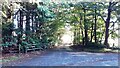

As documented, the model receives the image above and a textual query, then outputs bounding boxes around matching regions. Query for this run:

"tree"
[98,2,118,47]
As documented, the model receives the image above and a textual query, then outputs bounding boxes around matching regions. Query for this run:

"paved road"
[4,47,119,66]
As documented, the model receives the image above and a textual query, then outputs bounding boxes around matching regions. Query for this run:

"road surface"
[3,47,119,66]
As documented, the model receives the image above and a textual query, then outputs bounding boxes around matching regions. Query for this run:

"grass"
[2,56,19,63]
[70,44,119,53]
[1,50,45,64]
[83,48,118,53]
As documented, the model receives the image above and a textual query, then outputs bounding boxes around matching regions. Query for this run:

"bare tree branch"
[99,13,106,23]
[110,20,118,28]
[111,2,118,7]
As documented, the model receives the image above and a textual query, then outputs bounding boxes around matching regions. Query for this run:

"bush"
[84,42,106,49]
[2,23,14,37]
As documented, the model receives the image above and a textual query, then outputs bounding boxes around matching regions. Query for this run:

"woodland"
[1,1,120,53]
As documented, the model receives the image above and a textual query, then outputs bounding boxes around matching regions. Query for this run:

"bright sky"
[61,23,74,45]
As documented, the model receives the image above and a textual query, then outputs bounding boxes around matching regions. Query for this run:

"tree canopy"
[1,1,120,53]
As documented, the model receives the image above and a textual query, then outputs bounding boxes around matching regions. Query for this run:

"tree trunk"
[79,16,84,45]
[25,4,30,36]
[78,25,81,44]
[94,7,97,43]
[73,24,77,45]
[17,9,23,45]
[104,22,110,47]
[26,13,30,35]
[83,8,88,46]
[104,2,112,47]
[90,23,94,42]
[32,14,34,32]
